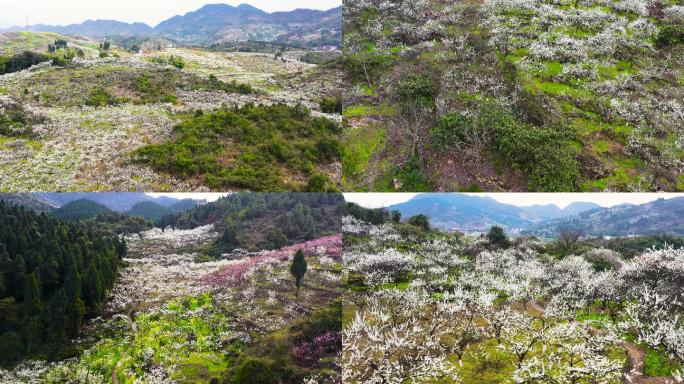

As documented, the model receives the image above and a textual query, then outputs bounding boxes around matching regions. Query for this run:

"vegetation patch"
[132,104,341,191]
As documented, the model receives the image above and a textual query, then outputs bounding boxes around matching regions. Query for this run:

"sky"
[0,0,342,28]
[344,193,684,209]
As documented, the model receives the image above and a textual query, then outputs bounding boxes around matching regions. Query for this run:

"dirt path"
[112,310,137,384]
[528,300,547,316]
[528,301,677,384]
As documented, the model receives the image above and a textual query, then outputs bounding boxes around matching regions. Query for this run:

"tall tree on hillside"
[487,226,510,249]
[290,250,307,297]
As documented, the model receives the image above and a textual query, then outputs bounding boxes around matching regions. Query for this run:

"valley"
[0,193,344,384]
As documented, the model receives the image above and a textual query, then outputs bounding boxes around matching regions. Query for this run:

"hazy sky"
[0,0,342,28]
[344,193,684,209]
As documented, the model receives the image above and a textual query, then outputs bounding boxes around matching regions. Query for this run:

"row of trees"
[0,201,127,365]
[343,202,401,225]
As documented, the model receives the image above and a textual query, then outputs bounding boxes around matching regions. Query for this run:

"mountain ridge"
[388,194,684,238]
[524,197,684,238]
[36,193,203,212]
[388,194,607,233]
[0,4,342,47]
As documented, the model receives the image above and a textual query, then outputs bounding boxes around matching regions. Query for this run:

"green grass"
[592,140,610,153]
[342,122,385,182]
[532,80,595,100]
[359,84,378,97]
[643,345,683,376]
[343,103,397,118]
[571,118,633,136]
[597,61,635,79]
[377,281,410,290]
[540,61,563,78]
[575,310,612,328]
[447,339,516,384]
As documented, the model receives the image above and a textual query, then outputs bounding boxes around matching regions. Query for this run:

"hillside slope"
[525,197,684,237]
[343,0,684,192]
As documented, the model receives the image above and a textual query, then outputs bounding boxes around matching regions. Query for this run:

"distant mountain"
[389,194,534,231]
[52,199,111,221]
[169,199,200,212]
[524,197,684,238]
[520,202,601,220]
[563,202,603,216]
[2,3,342,47]
[0,193,57,213]
[520,204,564,221]
[126,201,172,221]
[387,194,605,232]
[37,193,199,212]
[155,4,341,46]
[16,20,154,37]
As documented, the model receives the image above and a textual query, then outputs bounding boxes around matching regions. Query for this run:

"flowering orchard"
[0,224,342,383]
[342,216,684,383]
[343,0,684,191]
[0,45,342,191]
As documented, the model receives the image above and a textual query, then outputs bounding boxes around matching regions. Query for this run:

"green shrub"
[0,110,26,136]
[492,120,579,191]
[397,222,426,237]
[207,75,254,95]
[51,55,68,67]
[487,226,511,249]
[319,96,342,114]
[168,55,186,69]
[84,87,121,107]
[305,174,330,192]
[300,299,342,340]
[407,214,431,231]
[432,112,474,150]
[132,103,340,191]
[132,73,177,104]
[391,156,431,191]
[0,99,36,136]
[343,50,397,86]
[233,358,279,384]
[0,51,50,75]
[99,51,109,58]
[392,73,437,109]
[149,56,168,65]
[444,101,580,191]
[655,25,684,49]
